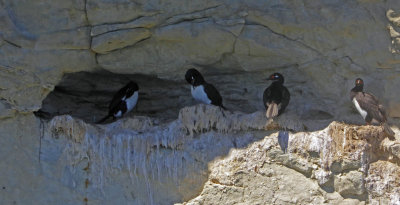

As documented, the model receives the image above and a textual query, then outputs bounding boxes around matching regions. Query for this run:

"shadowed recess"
[32,67,353,132]
[33,69,289,124]
[34,70,192,123]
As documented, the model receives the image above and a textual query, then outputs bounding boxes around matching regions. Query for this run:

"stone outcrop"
[14,105,400,205]
[2,0,400,204]
[91,28,151,54]
[180,115,400,205]
[388,9,400,54]
[2,0,400,118]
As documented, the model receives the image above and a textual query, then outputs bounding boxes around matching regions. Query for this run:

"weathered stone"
[365,161,400,204]
[97,20,236,77]
[387,9,400,55]
[91,28,151,54]
[387,9,400,27]
[233,24,319,71]
[246,2,398,70]
[0,114,50,205]
[163,5,221,26]
[86,0,222,25]
[334,171,366,198]
[0,99,15,119]
[34,27,91,50]
[91,16,162,36]
[86,0,156,25]
[182,119,393,204]
[1,0,87,37]
[268,150,314,177]
[0,45,96,111]
[0,36,4,47]
[389,144,400,159]
[2,1,400,204]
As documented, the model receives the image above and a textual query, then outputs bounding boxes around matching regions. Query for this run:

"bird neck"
[351,85,363,92]
[272,80,283,86]
[193,78,205,86]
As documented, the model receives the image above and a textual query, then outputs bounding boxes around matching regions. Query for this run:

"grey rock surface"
[1,0,400,204]
[91,28,151,54]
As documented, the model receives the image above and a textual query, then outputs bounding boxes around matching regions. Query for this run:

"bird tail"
[383,123,395,139]
[96,114,111,124]
[266,103,279,118]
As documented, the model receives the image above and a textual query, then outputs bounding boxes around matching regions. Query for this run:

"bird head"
[352,78,364,92]
[126,81,139,95]
[185,68,205,86]
[268,73,284,84]
[355,78,363,86]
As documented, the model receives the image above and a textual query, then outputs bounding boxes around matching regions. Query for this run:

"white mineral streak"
[49,114,191,204]
[43,105,400,204]
[45,105,277,204]
[2,1,400,204]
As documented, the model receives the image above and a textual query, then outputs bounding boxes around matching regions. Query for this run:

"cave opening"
[34,69,272,124]
[34,70,193,123]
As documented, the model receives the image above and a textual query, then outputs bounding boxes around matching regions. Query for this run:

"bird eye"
[275,75,279,78]
[191,76,194,80]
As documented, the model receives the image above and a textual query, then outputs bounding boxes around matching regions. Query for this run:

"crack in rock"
[163,4,223,26]
[245,23,322,56]
[91,14,162,37]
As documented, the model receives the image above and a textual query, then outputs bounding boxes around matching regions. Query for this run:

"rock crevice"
[2,1,400,204]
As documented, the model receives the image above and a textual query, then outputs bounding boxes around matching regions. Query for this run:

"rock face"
[4,105,399,204]
[2,0,400,204]
[91,28,151,54]
[2,0,400,119]
[180,118,400,204]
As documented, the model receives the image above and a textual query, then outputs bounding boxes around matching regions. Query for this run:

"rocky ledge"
[2,1,400,204]
[42,105,399,204]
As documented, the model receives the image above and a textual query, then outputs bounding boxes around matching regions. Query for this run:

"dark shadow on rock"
[278,131,289,153]
[43,109,277,205]
[35,70,191,123]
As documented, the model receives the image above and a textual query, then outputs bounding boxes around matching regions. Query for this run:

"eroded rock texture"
[1,0,400,204]
[179,116,400,205]
[17,106,400,205]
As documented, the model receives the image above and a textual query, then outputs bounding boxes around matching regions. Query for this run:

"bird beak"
[191,79,195,84]
[267,75,275,80]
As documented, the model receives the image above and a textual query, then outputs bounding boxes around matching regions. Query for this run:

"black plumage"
[185,68,226,109]
[263,73,290,118]
[97,81,139,124]
[350,78,394,137]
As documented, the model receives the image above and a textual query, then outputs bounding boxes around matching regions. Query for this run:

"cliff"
[1,0,400,204]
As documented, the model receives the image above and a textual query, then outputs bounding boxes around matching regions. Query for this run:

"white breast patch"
[191,85,211,104]
[353,98,367,120]
[114,110,122,117]
[125,91,139,112]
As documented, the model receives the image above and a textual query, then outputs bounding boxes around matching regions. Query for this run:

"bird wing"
[280,86,290,110]
[108,84,129,111]
[263,86,272,108]
[203,83,223,106]
[355,92,386,122]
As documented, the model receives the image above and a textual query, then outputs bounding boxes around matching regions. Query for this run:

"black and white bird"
[97,81,139,124]
[263,73,290,118]
[350,78,394,137]
[185,68,226,109]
